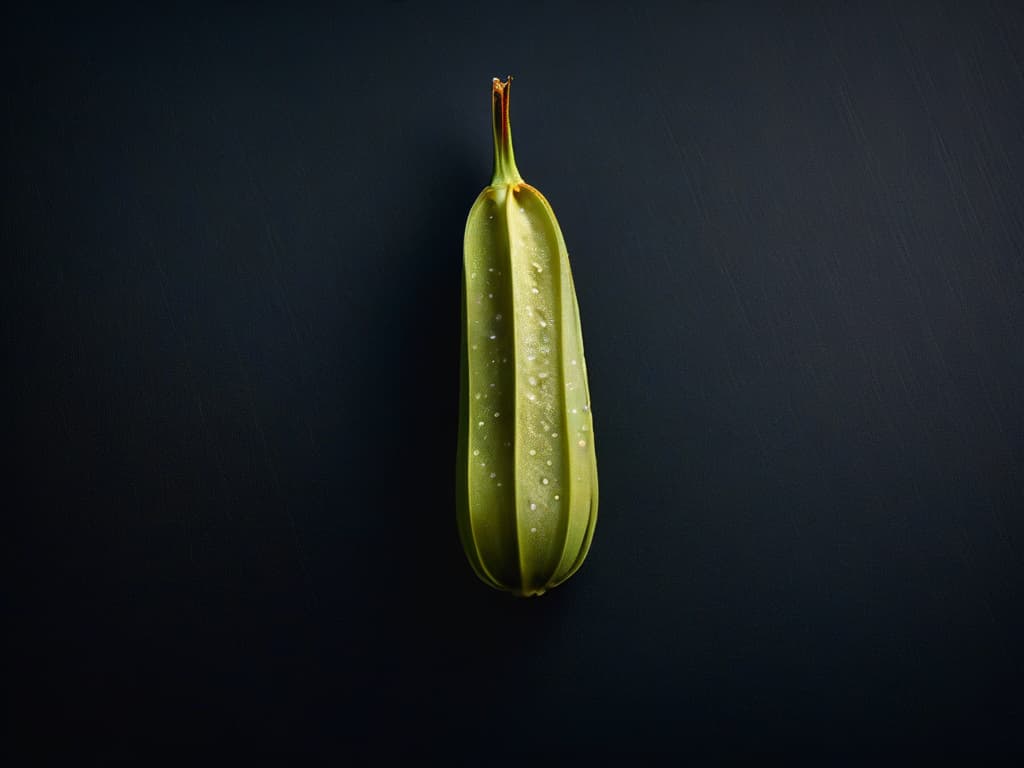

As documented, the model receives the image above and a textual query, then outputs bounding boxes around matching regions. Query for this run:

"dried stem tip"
[491,76,522,186]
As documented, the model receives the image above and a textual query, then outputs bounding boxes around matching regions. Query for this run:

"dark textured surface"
[5,1,1023,761]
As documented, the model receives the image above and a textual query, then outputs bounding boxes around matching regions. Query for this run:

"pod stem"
[491,77,523,186]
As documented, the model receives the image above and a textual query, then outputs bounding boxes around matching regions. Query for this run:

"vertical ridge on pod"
[456,280,492,587]
[546,197,581,585]
[504,186,527,595]
[459,192,502,590]
[462,188,519,589]
[555,276,598,585]
[509,185,574,594]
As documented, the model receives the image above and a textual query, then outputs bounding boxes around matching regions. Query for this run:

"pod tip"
[490,75,522,185]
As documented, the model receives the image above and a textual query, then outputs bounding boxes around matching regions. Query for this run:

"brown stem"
[491,77,522,186]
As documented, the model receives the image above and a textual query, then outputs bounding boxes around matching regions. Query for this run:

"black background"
[6,1,1024,762]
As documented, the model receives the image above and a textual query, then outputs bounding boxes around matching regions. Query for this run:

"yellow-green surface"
[456,78,598,596]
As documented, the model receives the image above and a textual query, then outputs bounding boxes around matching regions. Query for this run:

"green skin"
[456,78,598,596]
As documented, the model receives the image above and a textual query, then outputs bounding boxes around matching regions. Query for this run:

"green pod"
[456,77,598,597]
